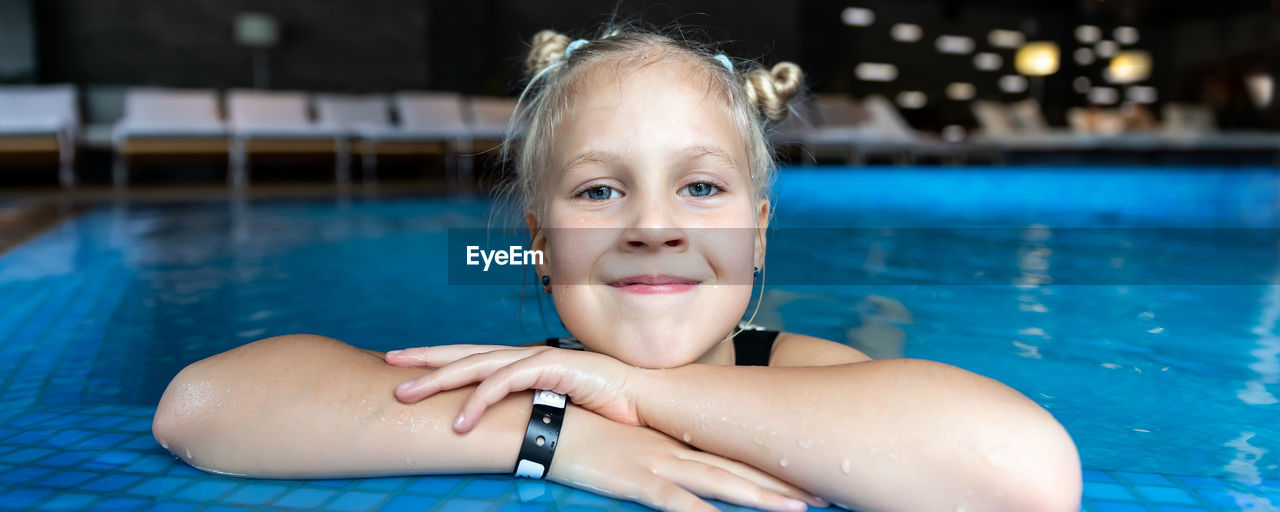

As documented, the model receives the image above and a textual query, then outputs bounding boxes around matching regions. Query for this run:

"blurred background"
[0,0,1277,190]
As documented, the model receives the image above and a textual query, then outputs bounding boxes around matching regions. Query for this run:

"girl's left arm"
[389,347,1082,512]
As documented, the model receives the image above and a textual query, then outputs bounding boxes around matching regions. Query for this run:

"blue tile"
[44,430,94,447]
[0,447,54,463]
[36,470,97,488]
[36,492,97,510]
[355,477,410,491]
[1173,476,1227,489]
[496,504,547,512]
[0,466,52,484]
[38,450,95,467]
[273,488,337,508]
[312,478,356,488]
[1113,472,1172,487]
[1153,506,1210,512]
[203,507,254,512]
[83,474,144,492]
[92,497,149,511]
[1085,482,1136,501]
[171,480,238,501]
[328,491,387,511]
[405,477,461,495]
[220,483,288,505]
[562,488,614,507]
[433,499,495,512]
[141,503,198,512]
[1132,486,1197,505]
[73,432,131,448]
[378,494,440,511]
[1192,489,1239,508]
[0,488,54,510]
[458,479,513,498]
[122,454,175,473]
[83,450,143,470]
[1091,502,1150,512]
[126,476,193,497]
[1084,470,1117,483]
[7,429,55,444]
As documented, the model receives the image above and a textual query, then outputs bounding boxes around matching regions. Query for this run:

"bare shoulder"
[769,332,873,367]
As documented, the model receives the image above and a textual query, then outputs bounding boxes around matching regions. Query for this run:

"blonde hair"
[502,25,803,222]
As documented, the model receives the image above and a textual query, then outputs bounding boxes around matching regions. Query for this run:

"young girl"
[153,25,1082,512]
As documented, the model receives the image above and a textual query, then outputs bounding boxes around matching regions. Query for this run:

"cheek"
[545,229,611,284]
[698,226,758,284]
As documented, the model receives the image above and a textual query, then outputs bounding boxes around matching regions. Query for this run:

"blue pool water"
[1,166,1278,511]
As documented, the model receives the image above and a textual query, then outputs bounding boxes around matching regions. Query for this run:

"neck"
[692,332,737,366]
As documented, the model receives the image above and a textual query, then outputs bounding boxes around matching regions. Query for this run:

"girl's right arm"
[152,334,819,512]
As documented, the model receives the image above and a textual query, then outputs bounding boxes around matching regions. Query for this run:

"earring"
[541,275,551,293]
[753,267,760,279]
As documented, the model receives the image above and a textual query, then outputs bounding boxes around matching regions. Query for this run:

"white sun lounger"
[0,84,79,187]
[112,87,228,187]
[349,91,469,182]
[227,89,346,187]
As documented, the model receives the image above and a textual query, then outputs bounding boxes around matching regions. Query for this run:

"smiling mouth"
[608,275,701,294]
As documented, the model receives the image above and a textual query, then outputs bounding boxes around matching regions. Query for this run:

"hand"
[551,404,823,512]
[387,345,644,432]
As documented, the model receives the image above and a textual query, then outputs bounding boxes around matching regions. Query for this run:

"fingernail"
[783,498,807,511]
[386,350,401,357]
[396,381,415,392]
[452,412,466,430]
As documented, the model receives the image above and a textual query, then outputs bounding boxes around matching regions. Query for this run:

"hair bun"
[744,61,803,121]
[526,30,572,76]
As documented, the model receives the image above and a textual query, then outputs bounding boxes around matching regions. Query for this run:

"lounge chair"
[226,89,346,187]
[0,84,79,187]
[112,87,228,187]
[351,91,469,182]
[312,93,395,182]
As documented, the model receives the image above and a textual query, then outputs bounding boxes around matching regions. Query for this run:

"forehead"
[551,54,743,161]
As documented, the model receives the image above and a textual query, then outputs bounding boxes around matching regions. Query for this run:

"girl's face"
[528,56,769,368]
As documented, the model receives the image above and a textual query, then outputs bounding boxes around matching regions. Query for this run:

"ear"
[525,210,549,277]
[754,198,770,269]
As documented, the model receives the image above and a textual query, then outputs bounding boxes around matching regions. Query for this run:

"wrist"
[631,366,676,430]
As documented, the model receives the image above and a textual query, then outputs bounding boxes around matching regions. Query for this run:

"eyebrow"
[561,145,740,175]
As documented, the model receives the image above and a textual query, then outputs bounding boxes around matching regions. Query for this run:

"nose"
[620,192,687,252]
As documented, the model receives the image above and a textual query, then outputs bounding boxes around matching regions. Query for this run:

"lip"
[608,274,701,294]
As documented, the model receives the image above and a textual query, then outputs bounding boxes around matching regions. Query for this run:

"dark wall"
[0,0,37,82]
[34,0,431,91]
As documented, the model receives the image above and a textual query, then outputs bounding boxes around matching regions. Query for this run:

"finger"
[454,353,571,433]
[385,344,519,367]
[660,458,808,512]
[394,348,542,402]
[679,450,827,507]
[643,479,722,512]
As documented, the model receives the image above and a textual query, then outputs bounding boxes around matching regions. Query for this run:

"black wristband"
[514,390,566,479]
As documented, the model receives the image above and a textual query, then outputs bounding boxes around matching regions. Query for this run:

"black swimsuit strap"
[732,329,780,366]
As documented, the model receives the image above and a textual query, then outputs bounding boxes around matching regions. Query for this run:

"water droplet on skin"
[798,439,813,448]
[779,458,789,467]
[160,441,169,450]
[841,459,852,474]
[185,448,192,460]
[887,451,897,460]
[682,432,691,443]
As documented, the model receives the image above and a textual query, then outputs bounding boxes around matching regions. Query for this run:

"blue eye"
[683,182,719,197]
[581,186,620,201]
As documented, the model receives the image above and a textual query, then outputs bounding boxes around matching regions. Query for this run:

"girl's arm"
[392,343,1082,512]
[634,359,1082,512]
[152,334,822,511]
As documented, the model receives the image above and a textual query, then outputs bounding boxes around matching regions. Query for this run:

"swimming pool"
[0,166,1277,511]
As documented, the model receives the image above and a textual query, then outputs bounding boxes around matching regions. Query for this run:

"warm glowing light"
[841,7,875,27]
[855,62,898,82]
[1015,41,1060,76]
[988,29,1024,49]
[1107,50,1152,83]
[1000,75,1028,93]
[1246,72,1274,108]
[946,82,976,101]
[974,52,1002,71]
[1075,25,1101,43]
[896,91,927,109]
[891,23,922,42]
[935,35,975,54]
